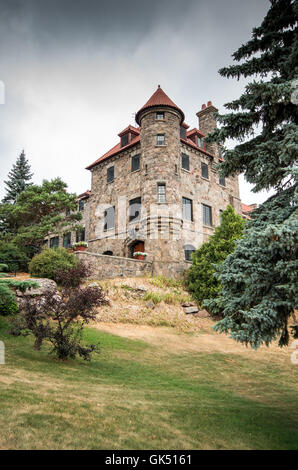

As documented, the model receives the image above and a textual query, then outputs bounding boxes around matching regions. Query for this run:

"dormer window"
[121,134,129,147]
[156,112,164,120]
[197,137,202,148]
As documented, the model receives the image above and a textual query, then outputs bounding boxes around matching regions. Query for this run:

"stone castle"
[45,86,245,278]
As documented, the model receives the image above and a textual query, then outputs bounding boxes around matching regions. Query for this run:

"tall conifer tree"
[204,0,298,347]
[2,150,33,204]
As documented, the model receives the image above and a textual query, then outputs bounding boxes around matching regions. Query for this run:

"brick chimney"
[196,101,218,155]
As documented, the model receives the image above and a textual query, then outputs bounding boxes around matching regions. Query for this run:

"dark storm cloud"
[0,0,271,204]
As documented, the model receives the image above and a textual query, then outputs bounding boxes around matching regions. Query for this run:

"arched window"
[184,244,195,262]
[103,251,113,256]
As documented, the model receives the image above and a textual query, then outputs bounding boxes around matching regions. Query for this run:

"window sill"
[181,168,190,173]
[131,169,140,174]
[203,224,213,229]
[107,180,114,185]
[103,227,115,232]
[201,177,209,182]
[219,184,226,188]
[155,144,167,147]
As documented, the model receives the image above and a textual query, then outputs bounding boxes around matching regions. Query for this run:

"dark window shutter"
[107,166,114,183]
[131,155,140,172]
[181,153,190,171]
[201,162,209,179]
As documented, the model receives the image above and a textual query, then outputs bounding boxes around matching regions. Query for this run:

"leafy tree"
[10,286,108,360]
[0,178,81,257]
[204,0,298,347]
[188,206,245,306]
[2,150,33,204]
[0,242,29,272]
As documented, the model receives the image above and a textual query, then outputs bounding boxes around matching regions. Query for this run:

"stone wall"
[75,251,153,279]
[75,251,191,280]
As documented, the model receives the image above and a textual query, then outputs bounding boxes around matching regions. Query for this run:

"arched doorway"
[129,240,145,260]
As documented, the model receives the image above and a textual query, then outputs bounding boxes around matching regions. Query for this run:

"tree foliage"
[0,178,81,257]
[204,0,298,347]
[2,150,33,204]
[188,206,245,306]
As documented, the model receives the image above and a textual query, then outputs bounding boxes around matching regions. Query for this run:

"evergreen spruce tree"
[2,150,33,204]
[188,206,245,306]
[204,0,298,347]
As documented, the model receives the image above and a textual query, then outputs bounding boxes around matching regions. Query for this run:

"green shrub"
[29,248,78,281]
[0,242,29,272]
[0,283,19,316]
[188,206,245,307]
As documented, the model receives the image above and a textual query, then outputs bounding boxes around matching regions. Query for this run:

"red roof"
[118,125,140,137]
[77,190,91,199]
[187,127,205,138]
[242,203,257,220]
[135,85,185,125]
[86,133,140,170]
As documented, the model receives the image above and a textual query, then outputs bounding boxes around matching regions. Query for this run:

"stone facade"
[85,86,241,277]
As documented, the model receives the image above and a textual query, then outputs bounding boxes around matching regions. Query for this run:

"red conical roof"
[135,85,184,125]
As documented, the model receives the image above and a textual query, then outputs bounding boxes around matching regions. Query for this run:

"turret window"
[201,162,209,179]
[157,183,166,203]
[156,134,165,146]
[156,112,164,120]
[181,153,190,171]
[180,126,187,139]
[131,155,140,172]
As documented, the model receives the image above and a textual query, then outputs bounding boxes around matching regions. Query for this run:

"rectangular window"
[182,197,193,221]
[181,153,190,171]
[156,134,165,146]
[50,236,59,249]
[156,112,164,120]
[63,232,71,248]
[76,228,85,242]
[78,199,84,211]
[180,126,187,139]
[121,134,129,147]
[129,197,141,222]
[157,183,166,203]
[107,166,114,183]
[131,155,140,172]
[202,204,212,226]
[104,206,115,231]
[197,137,202,148]
[219,175,226,186]
[201,162,209,179]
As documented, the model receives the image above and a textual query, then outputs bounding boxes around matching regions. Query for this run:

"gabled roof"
[135,85,185,125]
[77,190,91,200]
[118,125,140,137]
[86,133,140,170]
[187,127,205,138]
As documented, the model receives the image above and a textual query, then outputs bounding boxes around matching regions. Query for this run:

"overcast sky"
[0,0,273,204]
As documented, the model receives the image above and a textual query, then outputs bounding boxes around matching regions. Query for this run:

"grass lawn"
[0,315,297,450]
